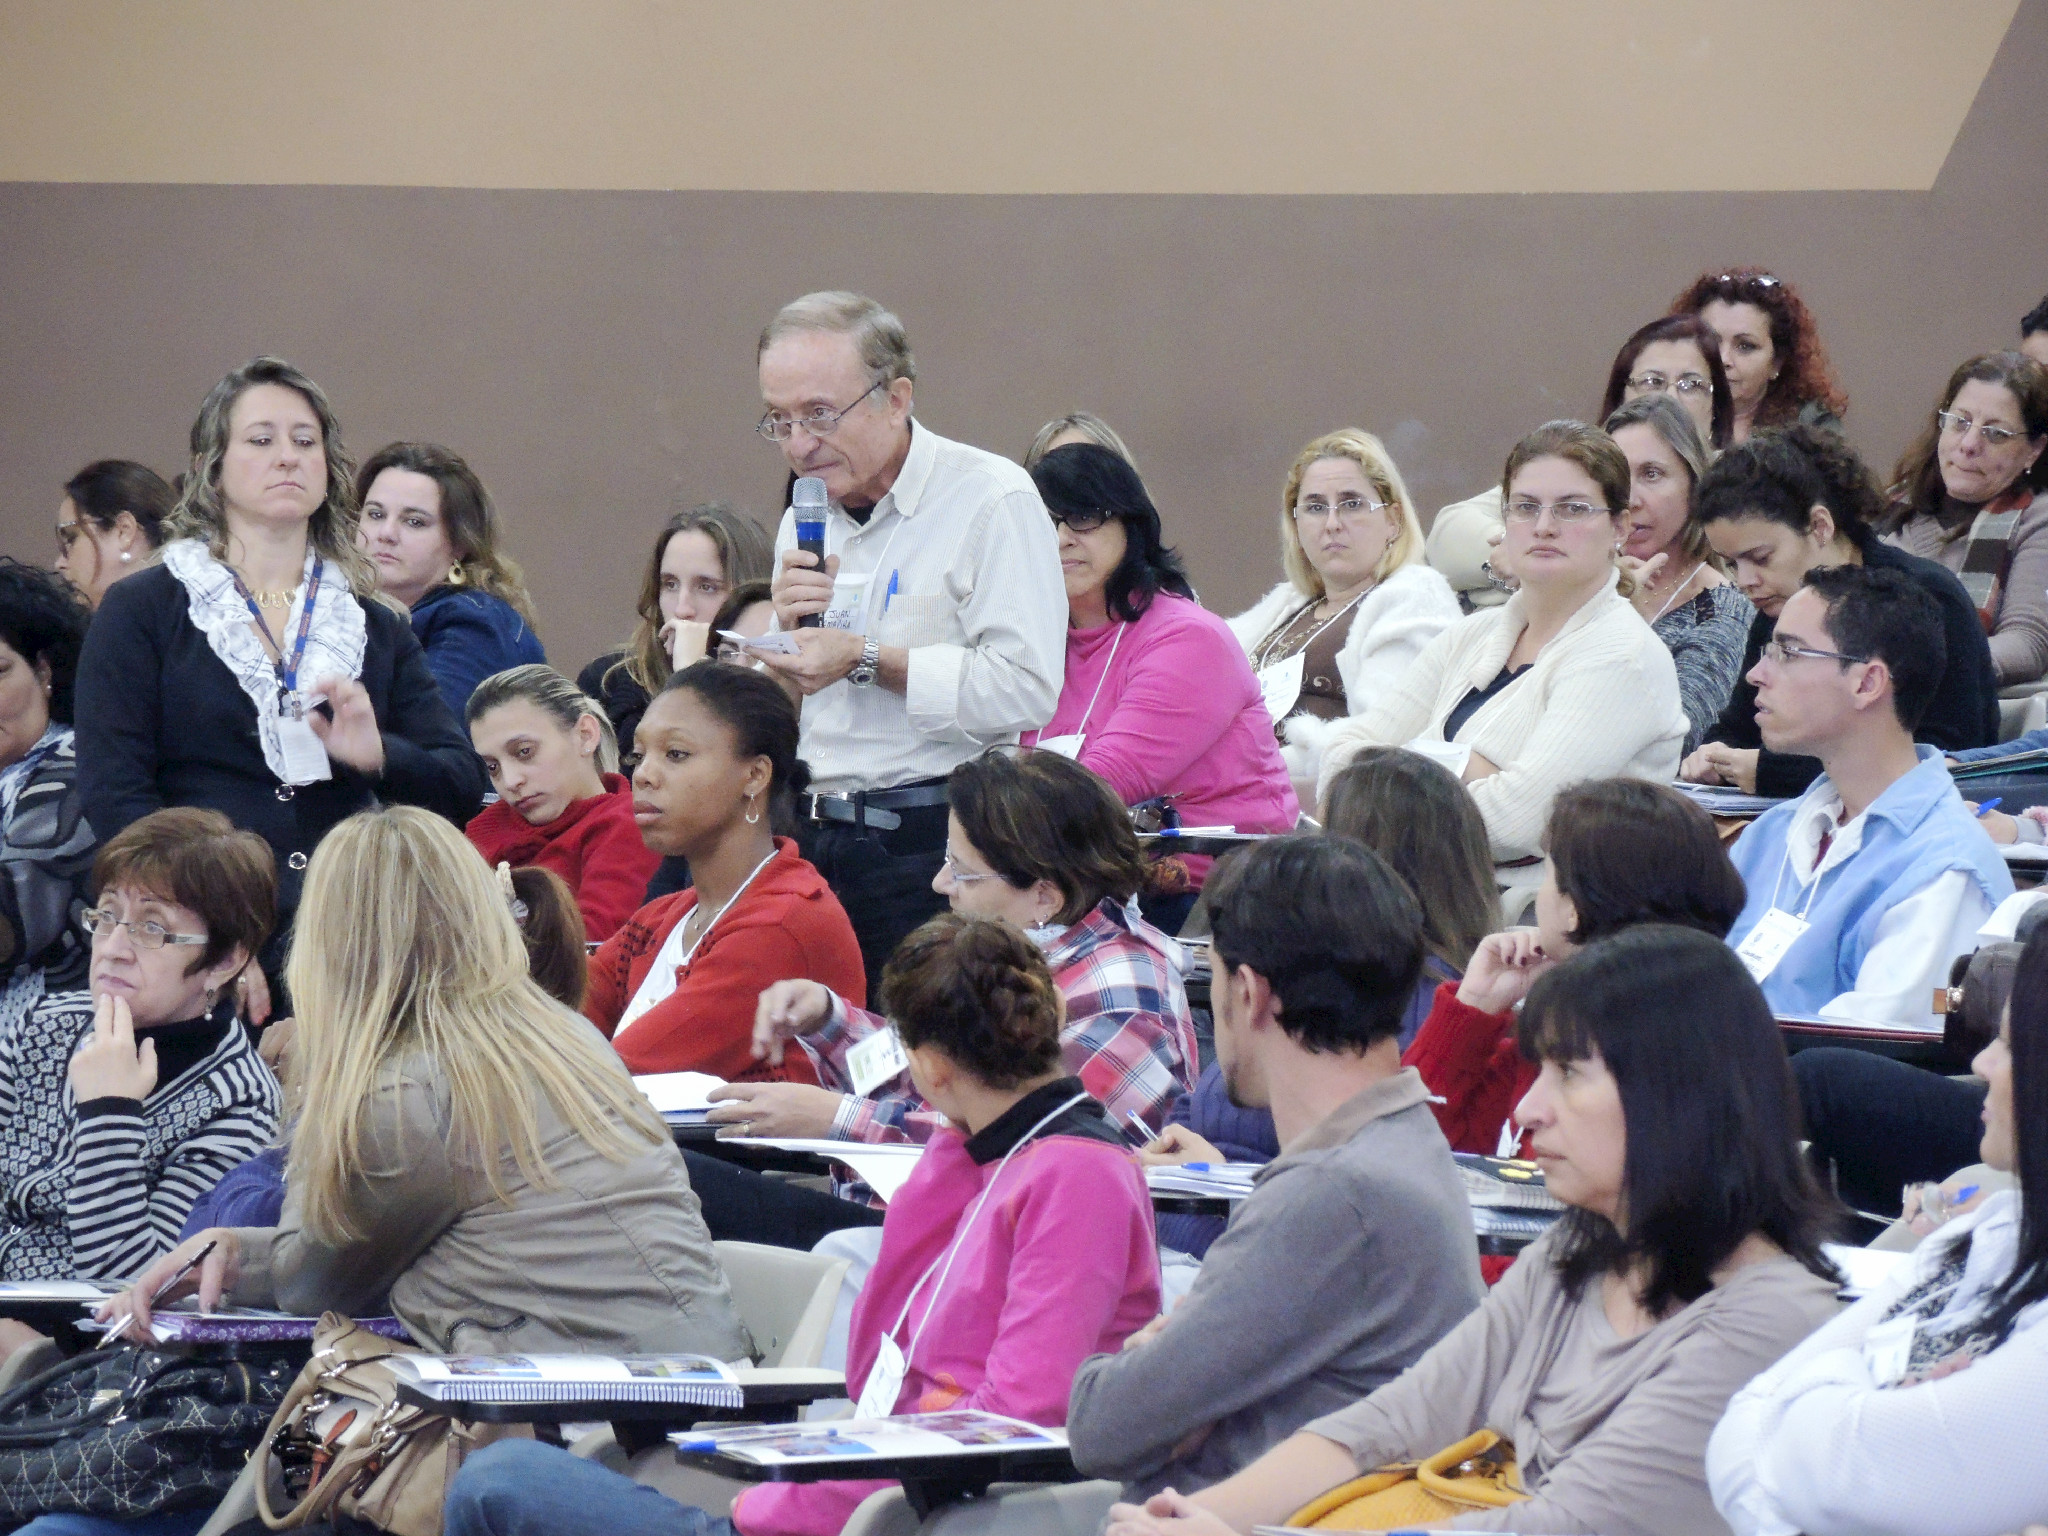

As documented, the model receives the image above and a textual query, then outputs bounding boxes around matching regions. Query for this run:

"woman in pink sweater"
[1023,445,1298,929]
[441,912,1161,1536]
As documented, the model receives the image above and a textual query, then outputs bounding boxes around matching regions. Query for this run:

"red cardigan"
[1401,981,1535,1157]
[585,838,865,1083]
[466,773,661,943]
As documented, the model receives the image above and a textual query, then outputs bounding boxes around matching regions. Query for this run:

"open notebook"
[395,1354,742,1409]
[672,1410,1062,1465]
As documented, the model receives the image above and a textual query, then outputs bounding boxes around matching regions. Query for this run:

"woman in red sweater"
[465,665,660,941]
[1403,779,1746,1155]
[586,661,863,1082]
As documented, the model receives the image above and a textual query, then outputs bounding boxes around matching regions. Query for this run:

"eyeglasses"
[1761,637,1867,667]
[1937,410,2025,448]
[1292,496,1389,525]
[939,850,998,885]
[1626,371,1712,397]
[1713,272,1782,295]
[54,520,81,552]
[756,379,885,442]
[79,908,207,950]
[1047,507,1116,533]
[1503,499,1612,524]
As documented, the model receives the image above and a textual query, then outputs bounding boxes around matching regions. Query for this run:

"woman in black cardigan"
[74,358,485,1006]
[1682,423,1999,798]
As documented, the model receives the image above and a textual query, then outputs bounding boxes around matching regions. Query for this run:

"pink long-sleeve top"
[731,1081,1161,1536]
[1024,593,1298,839]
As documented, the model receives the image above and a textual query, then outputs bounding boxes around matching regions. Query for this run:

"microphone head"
[792,476,829,512]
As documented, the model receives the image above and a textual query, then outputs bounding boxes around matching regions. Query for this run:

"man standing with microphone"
[754,291,1066,980]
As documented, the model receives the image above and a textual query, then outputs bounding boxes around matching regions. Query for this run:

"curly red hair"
[1671,266,1847,427]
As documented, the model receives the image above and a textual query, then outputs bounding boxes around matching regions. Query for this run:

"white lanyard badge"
[1735,834,1835,984]
[853,1090,1090,1418]
[1252,596,1360,725]
[1038,626,1125,761]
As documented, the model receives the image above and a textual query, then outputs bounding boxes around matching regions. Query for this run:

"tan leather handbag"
[256,1314,530,1536]
[1285,1429,1526,1531]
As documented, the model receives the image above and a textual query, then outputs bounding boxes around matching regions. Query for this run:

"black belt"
[803,780,950,833]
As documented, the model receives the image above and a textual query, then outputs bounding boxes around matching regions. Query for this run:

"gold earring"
[447,562,467,587]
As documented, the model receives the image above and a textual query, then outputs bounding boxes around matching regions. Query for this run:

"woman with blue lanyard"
[441,911,1162,1536]
[74,357,486,1015]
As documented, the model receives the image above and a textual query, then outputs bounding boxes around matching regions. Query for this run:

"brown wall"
[4,2,2047,678]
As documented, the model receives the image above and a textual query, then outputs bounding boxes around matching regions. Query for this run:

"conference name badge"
[1735,907,1809,983]
[847,1026,911,1098]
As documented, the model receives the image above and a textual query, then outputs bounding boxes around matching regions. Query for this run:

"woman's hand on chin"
[68,993,158,1102]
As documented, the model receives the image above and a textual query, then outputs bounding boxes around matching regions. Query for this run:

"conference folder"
[394,1353,743,1409]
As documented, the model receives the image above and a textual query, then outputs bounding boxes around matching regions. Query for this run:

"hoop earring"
[447,562,467,587]
[744,795,761,825]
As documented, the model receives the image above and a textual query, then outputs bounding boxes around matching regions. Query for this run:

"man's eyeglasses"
[1761,637,1867,667]
[1626,371,1712,397]
[1048,507,1116,534]
[1293,496,1389,525]
[939,850,998,885]
[79,908,207,950]
[1503,499,1611,524]
[1937,410,2025,448]
[756,379,885,443]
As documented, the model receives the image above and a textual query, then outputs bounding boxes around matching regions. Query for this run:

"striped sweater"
[0,991,281,1281]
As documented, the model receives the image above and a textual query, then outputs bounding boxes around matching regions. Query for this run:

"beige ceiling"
[0,0,2018,193]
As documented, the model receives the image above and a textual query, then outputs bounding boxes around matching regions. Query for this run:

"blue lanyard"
[230,560,323,697]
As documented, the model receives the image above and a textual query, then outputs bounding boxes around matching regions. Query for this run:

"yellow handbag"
[1285,1429,1526,1531]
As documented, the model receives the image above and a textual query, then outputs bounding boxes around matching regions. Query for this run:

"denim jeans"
[1794,1046,1989,1217]
[444,1439,733,1536]
[13,1508,213,1536]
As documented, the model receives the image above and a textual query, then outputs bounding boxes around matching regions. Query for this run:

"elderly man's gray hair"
[758,291,917,386]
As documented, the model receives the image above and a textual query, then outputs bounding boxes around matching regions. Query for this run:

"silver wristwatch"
[848,637,881,687]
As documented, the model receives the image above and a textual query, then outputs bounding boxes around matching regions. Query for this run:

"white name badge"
[847,1026,911,1098]
[274,714,333,785]
[823,574,871,634]
[1036,733,1086,761]
[1258,650,1305,724]
[1861,1312,1917,1386]
[1735,907,1810,983]
[854,1333,907,1419]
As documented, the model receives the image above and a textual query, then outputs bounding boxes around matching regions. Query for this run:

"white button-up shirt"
[771,420,1067,794]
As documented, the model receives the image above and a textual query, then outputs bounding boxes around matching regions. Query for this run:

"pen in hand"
[1976,797,2003,819]
[100,1238,218,1343]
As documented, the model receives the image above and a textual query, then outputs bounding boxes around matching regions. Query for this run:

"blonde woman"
[73,358,487,1011]
[1228,430,1459,800]
[104,805,748,1364]
[1025,410,1137,468]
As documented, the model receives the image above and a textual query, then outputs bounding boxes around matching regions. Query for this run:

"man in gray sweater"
[1067,835,1483,1498]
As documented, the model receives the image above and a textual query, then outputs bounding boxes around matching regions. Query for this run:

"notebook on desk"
[1454,1152,1565,1212]
[672,1410,1062,1466]
[634,1071,726,1123]
[395,1353,743,1409]
[79,1306,408,1344]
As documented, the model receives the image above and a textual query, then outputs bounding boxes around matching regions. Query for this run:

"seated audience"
[1070,835,1482,1499]
[444,913,1162,1536]
[586,660,863,1081]
[73,357,488,1009]
[1227,430,1459,799]
[1709,921,2048,1536]
[1105,925,1843,1536]
[1322,420,1688,911]
[1026,409,1138,467]
[1025,443,1297,931]
[0,808,279,1290]
[1406,778,1747,1156]
[579,502,774,752]
[1685,424,2000,796]
[1322,748,1500,1046]
[2024,292,2048,369]
[1795,1045,1994,1223]
[357,440,547,716]
[0,560,97,1029]
[1148,1061,1281,1262]
[463,664,657,941]
[106,805,747,1368]
[1878,351,2048,687]
[1672,265,1847,441]
[52,459,173,609]
[1604,394,1755,750]
[1724,565,2013,1025]
[1597,312,1735,449]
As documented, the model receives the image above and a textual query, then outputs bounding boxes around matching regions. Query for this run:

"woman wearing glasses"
[1597,313,1735,450]
[1878,352,2048,687]
[1321,422,1688,915]
[0,807,279,1288]
[1023,444,1296,932]
[1227,430,1459,805]
[1671,266,1847,444]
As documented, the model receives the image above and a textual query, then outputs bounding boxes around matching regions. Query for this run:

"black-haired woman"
[53,459,173,610]
[0,559,98,1032]
[1108,925,1842,1536]
[1022,444,1295,929]
[1710,921,2048,1536]
[584,661,864,1081]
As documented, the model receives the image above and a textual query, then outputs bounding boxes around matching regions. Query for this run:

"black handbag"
[0,1341,302,1522]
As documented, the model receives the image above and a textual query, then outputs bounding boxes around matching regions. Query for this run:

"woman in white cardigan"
[1319,421,1687,910]
[1708,918,2048,1536]
[1227,429,1459,804]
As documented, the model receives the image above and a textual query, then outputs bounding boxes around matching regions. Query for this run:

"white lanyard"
[1767,815,1847,923]
[1069,624,1126,741]
[615,845,780,1036]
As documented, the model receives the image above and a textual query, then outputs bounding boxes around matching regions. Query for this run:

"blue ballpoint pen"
[884,570,899,614]
[1976,798,2003,818]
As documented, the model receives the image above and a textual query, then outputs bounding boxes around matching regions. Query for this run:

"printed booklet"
[395,1353,743,1409]
[672,1410,1064,1465]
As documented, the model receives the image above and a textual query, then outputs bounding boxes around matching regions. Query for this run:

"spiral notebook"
[393,1354,742,1409]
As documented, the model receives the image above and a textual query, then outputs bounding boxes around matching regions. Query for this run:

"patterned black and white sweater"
[0,990,281,1281]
